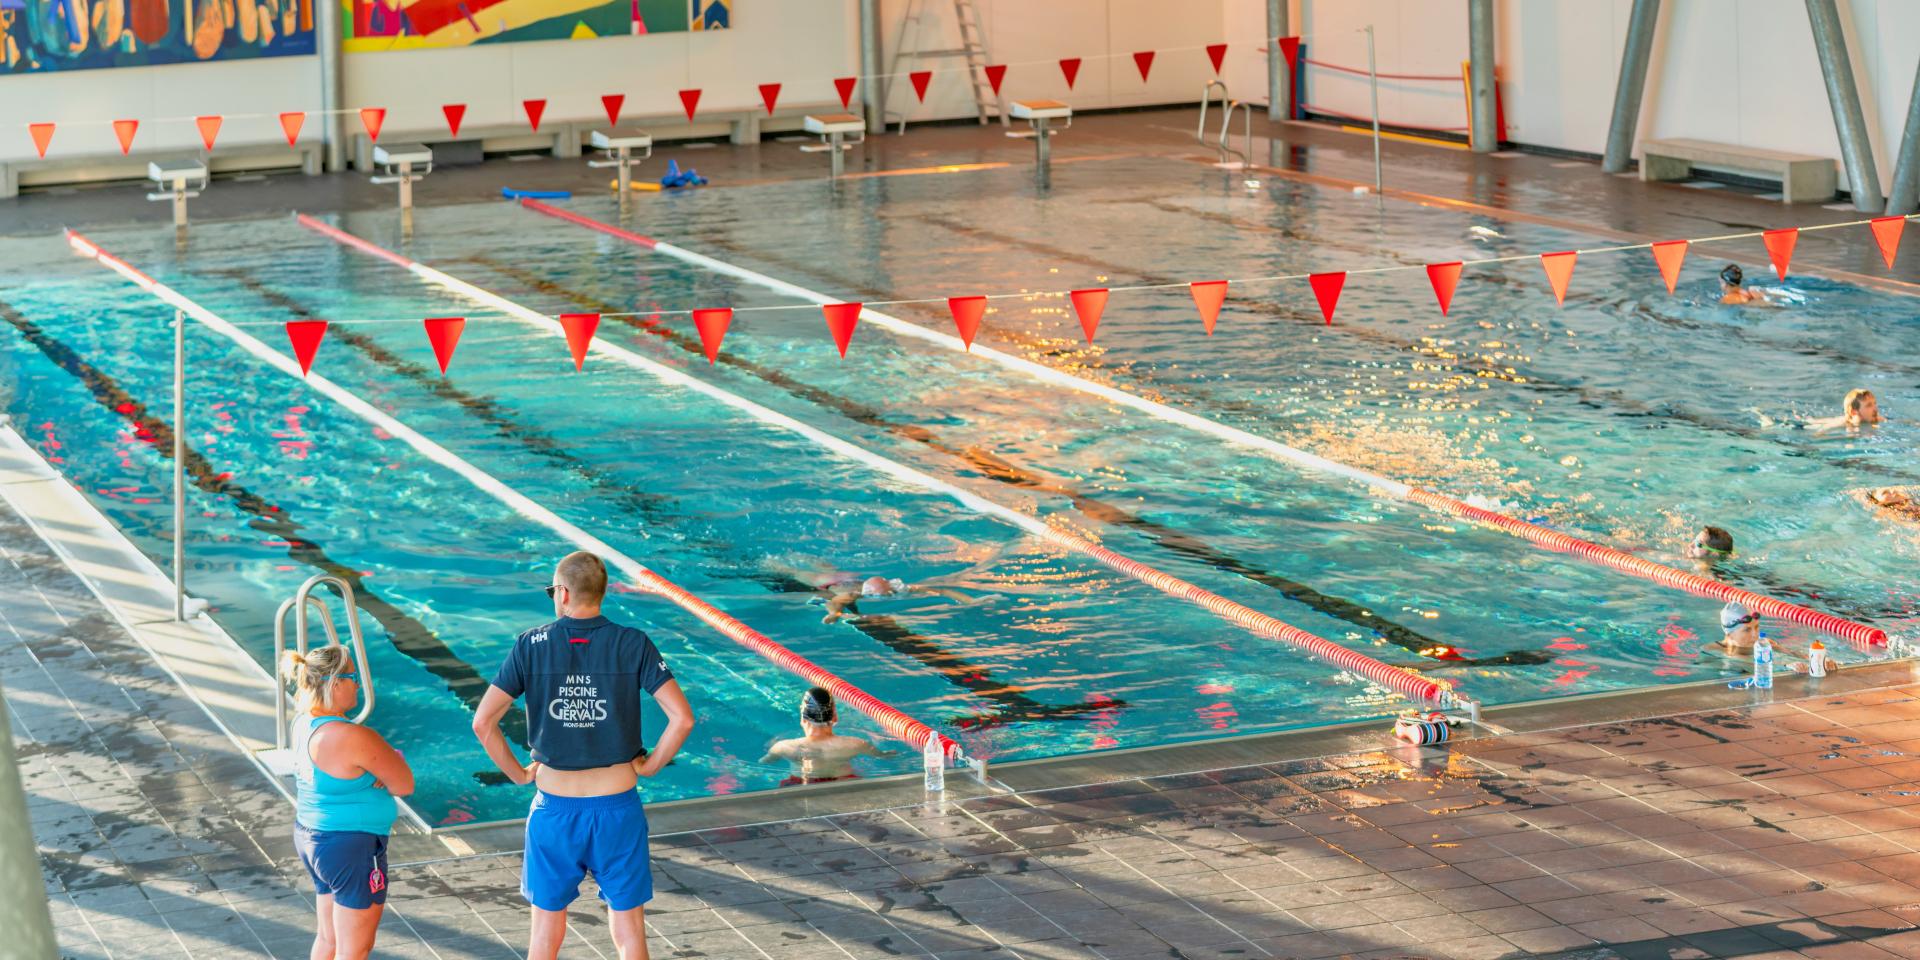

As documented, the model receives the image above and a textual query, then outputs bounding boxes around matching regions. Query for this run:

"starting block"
[371,143,433,227]
[588,130,652,198]
[1009,100,1072,177]
[146,158,208,228]
[801,113,866,178]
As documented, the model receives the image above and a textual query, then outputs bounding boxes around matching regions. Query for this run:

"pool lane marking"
[65,229,961,761]
[514,199,1889,649]
[290,214,1454,708]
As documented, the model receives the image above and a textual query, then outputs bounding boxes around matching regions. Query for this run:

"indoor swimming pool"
[2,155,1915,825]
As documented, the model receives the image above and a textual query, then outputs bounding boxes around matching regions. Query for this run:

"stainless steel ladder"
[271,573,377,751]
[883,0,1004,132]
[1198,81,1253,170]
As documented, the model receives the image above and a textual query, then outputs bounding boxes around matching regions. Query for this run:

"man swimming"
[760,688,893,785]
[1718,264,1778,305]
[761,557,972,624]
[1809,388,1885,431]
[1860,487,1920,525]
[1687,526,1735,562]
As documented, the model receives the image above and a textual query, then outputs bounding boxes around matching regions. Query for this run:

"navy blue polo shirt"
[491,615,674,771]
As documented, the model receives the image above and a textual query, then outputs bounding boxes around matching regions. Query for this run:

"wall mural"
[342,0,727,51]
[1,0,316,72]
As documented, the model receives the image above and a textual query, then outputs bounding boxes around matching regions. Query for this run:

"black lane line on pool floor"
[206,270,1117,731]
[455,255,1538,670]
[0,296,532,750]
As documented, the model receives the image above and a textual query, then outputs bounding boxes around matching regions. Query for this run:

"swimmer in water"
[760,687,894,785]
[762,556,973,624]
[1859,487,1920,525]
[1716,601,1759,657]
[1808,388,1885,431]
[1718,264,1778,306]
[1687,526,1735,566]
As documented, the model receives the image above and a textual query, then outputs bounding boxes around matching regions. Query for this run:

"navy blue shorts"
[294,824,389,910]
[523,790,652,911]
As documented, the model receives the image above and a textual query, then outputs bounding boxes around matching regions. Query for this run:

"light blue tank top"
[294,715,397,835]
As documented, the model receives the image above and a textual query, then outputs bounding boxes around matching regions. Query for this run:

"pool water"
[1,155,1914,824]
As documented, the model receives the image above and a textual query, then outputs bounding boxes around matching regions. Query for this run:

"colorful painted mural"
[1,0,315,72]
[341,0,725,51]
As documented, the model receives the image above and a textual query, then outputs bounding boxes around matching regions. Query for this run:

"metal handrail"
[1220,100,1253,168]
[1198,80,1230,157]
[272,573,375,748]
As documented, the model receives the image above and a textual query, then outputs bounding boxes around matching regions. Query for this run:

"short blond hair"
[555,551,608,602]
[279,646,354,713]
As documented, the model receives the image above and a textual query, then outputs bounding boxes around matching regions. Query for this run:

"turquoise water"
[1,156,1914,824]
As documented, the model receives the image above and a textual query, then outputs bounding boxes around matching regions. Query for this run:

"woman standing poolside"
[281,647,413,960]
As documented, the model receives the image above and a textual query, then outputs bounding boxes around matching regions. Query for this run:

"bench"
[1639,138,1836,204]
[1,142,322,199]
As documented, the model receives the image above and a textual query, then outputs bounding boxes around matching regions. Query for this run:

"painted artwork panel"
[2,0,316,72]
[341,0,726,52]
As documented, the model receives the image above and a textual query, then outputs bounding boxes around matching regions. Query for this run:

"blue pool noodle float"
[501,188,572,200]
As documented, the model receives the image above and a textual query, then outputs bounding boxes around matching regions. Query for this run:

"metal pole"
[860,0,884,135]
[1601,0,1661,174]
[1884,56,1920,214]
[1467,0,1496,153]
[1367,25,1382,192]
[1806,0,1884,211]
[0,680,59,960]
[317,0,344,173]
[1267,0,1289,122]
[173,308,185,622]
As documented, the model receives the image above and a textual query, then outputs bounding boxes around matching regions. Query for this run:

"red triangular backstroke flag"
[1277,36,1301,71]
[113,119,139,155]
[1763,227,1797,280]
[692,308,731,364]
[523,99,547,133]
[678,89,702,121]
[1650,240,1688,294]
[194,115,222,151]
[1308,272,1346,325]
[1206,43,1227,75]
[442,104,466,137]
[1069,288,1108,343]
[1871,216,1906,269]
[360,107,386,142]
[909,71,932,102]
[984,64,1007,96]
[833,77,857,109]
[603,94,625,126]
[279,112,305,147]
[28,123,54,158]
[1133,51,1155,81]
[1426,262,1462,315]
[1540,250,1577,305]
[949,296,986,350]
[1059,58,1082,89]
[285,320,328,376]
[758,83,782,115]
[558,313,599,371]
[422,317,464,375]
[821,303,861,358]
[1190,280,1227,335]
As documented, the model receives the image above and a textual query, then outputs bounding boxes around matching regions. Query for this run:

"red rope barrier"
[1302,57,1460,82]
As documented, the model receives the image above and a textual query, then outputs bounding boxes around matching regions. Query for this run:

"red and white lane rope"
[517,199,1890,649]
[294,214,1455,708]
[65,229,961,760]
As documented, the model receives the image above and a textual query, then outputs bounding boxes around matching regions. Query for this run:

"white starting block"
[1009,100,1073,176]
[146,158,208,228]
[371,143,433,226]
[588,130,652,198]
[801,113,866,178]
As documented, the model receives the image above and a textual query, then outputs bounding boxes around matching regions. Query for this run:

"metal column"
[1467,0,1497,153]
[1601,0,1661,173]
[0,680,59,960]
[860,0,885,135]
[1806,0,1883,211]
[173,309,186,621]
[317,0,345,173]
[1266,0,1289,122]
[1883,55,1920,213]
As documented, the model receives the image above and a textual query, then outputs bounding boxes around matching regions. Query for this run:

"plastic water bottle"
[1753,636,1774,689]
[1808,640,1828,678]
[923,735,945,794]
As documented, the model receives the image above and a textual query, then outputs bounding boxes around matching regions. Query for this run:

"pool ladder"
[1198,81,1253,170]
[270,573,377,751]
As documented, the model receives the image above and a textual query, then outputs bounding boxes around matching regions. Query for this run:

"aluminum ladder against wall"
[883,0,1003,132]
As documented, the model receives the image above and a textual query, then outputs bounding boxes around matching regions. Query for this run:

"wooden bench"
[1639,138,1836,204]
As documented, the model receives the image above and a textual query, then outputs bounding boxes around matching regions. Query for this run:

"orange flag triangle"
[360,107,386,142]
[1190,280,1227,335]
[279,112,306,147]
[822,303,861,357]
[113,119,139,155]
[422,317,465,375]
[1870,216,1905,269]
[558,313,599,370]
[1308,272,1346,325]
[949,296,986,350]
[1650,240,1688,294]
[1069,288,1108,343]
[194,115,222,151]
[1426,262,1462,315]
[28,123,54,158]
[285,320,328,376]
[692,308,732,364]
[1762,228,1797,280]
[1540,250,1577,305]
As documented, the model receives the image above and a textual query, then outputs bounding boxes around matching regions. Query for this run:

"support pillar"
[1806,0,1883,211]
[1266,0,1289,122]
[317,0,345,173]
[860,0,885,136]
[1883,54,1920,213]
[1602,0,1661,173]
[1468,0,1496,153]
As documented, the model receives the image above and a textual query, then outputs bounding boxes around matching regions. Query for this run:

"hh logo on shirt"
[548,674,608,727]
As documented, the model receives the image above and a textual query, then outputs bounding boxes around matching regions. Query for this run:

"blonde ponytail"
[280,646,355,714]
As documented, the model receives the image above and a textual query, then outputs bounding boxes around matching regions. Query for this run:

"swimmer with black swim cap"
[760,687,894,784]
[1719,263,1777,305]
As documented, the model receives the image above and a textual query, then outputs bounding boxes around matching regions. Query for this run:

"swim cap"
[1720,601,1759,631]
[860,576,900,597]
[801,686,836,724]
[1720,264,1743,286]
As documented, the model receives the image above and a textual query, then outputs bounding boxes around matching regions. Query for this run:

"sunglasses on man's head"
[544,585,563,598]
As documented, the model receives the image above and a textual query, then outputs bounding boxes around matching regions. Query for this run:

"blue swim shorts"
[294,823,390,910]
[523,790,652,911]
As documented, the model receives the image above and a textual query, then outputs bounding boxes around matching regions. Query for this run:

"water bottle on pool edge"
[1808,640,1828,678]
[923,734,945,794]
[1754,635,1774,689]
